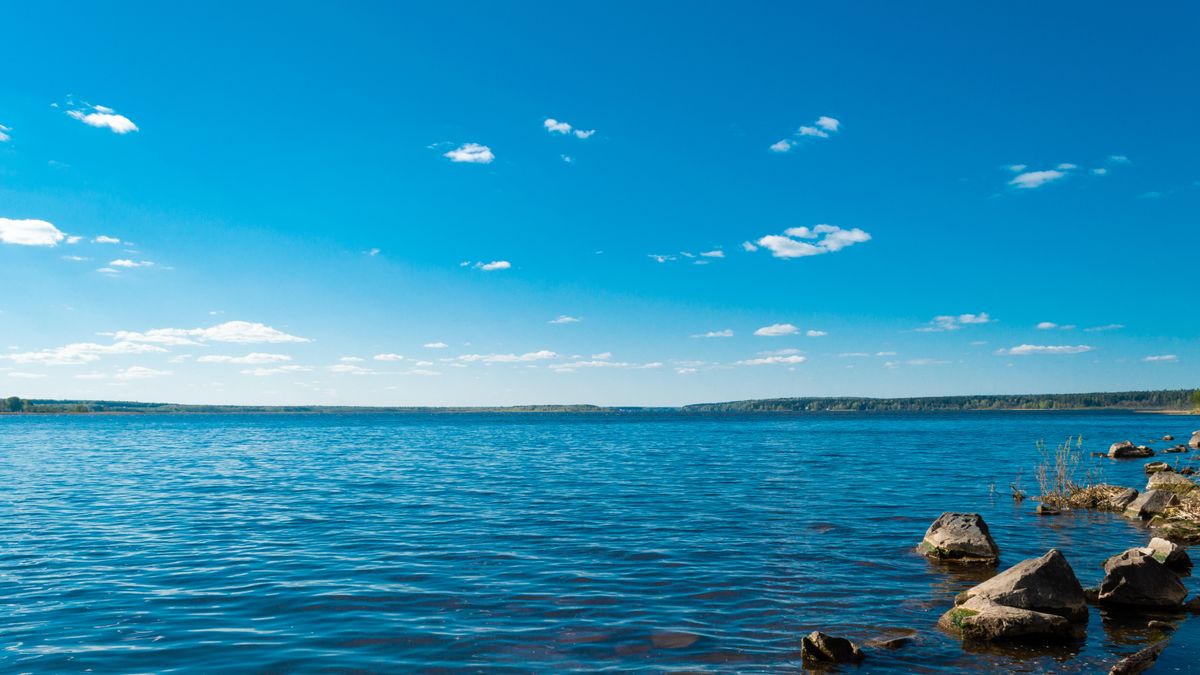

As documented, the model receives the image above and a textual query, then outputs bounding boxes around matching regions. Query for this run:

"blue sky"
[1,1,1197,406]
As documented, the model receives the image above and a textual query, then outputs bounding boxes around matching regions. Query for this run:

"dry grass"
[1035,436,1091,508]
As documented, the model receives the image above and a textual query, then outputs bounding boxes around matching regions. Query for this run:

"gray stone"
[1124,490,1180,519]
[1147,537,1192,573]
[1163,444,1188,453]
[1145,471,1196,495]
[1108,488,1140,511]
[1190,431,1200,450]
[1144,462,1171,474]
[917,512,999,563]
[1110,441,1155,458]
[1098,548,1187,608]
[800,631,864,664]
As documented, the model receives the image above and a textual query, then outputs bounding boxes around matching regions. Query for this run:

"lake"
[1,411,1197,672]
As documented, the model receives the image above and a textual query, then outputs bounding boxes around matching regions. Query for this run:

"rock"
[1108,488,1140,511]
[1145,471,1196,495]
[1182,467,1197,476]
[1110,441,1155,458]
[1164,444,1188,453]
[1147,620,1174,631]
[1144,461,1171,474]
[871,636,913,650]
[940,549,1088,641]
[1146,537,1192,573]
[917,512,999,563]
[1164,435,1175,441]
[1084,587,1100,603]
[1190,431,1200,450]
[1037,504,1061,516]
[1098,548,1187,608]
[1186,596,1200,614]
[1124,490,1180,519]
[800,631,864,664]
[1109,641,1167,675]
[1153,518,1200,544]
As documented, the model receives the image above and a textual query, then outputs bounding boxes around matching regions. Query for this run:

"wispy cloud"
[692,329,733,338]
[468,260,510,271]
[1036,321,1075,330]
[754,224,871,259]
[197,353,291,365]
[997,344,1094,356]
[885,358,949,368]
[770,115,841,152]
[1,341,167,366]
[327,364,374,375]
[457,350,558,364]
[242,365,313,376]
[423,342,448,349]
[806,330,827,337]
[737,354,807,366]
[1142,354,1178,362]
[0,218,67,247]
[373,353,404,361]
[543,118,595,140]
[112,320,309,345]
[114,366,171,380]
[109,259,155,268]
[917,313,993,332]
[443,143,494,164]
[549,315,581,324]
[94,235,120,244]
[1009,169,1066,189]
[0,124,10,142]
[754,323,799,337]
[1083,324,1124,332]
[66,102,138,134]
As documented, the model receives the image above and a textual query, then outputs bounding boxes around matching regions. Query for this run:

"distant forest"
[1,390,1199,414]
[681,389,1200,413]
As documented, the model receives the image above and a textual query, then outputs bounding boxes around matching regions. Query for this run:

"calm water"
[1,411,1198,673]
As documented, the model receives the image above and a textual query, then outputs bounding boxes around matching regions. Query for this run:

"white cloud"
[771,115,840,151]
[885,358,949,368]
[806,330,827,337]
[472,260,510,271]
[1056,163,1077,170]
[403,369,441,376]
[741,241,758,252]
[754,224,871,259]
[62,255,88,262]
[754,323,799,337]
[1009,169,1066,189]
[112,320,309,345]
[591,352,611,360]
[1143,354,1178,362]
[66,104,138,134]
[543,118,595,139]
[0,124,9,142]
[327,364,374,375]
[0,218,66,247]
[423,342,448,349]
[109,259,155,268]
[197,352,291,365]
[1083,324,1124,332]
[94,235,120,244]
[1036,322,1076,330]
[339,356,364,363]
[700,250,724,258]
[1,341,167,366]
[917,313,993,332]
[114,366,171,380]
[648,254,676,263]
[373,353,404,361]
[1091,168,1108,176]
[1006,164,1027,173]
[1109,155,1130,164]
[737,355,807,366]
[676,367,697,374]
[241,365,313,376]
[96,267,120,275]
[457,350,557,363]
[693,329,733,338]
[549,315,581,324]
[998,344,1094,356]
[443,143,494,164]
[7,372,46,379]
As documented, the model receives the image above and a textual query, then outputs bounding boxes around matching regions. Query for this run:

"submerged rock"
[918,512,1000,563]
[1098,548,1187,608]
[1164,435,1175,442]
[940,549,1087,642]
[1144,461,1171,475]
[1164,444,1188,453]
[1145,472,1196,495]
[1109,641,1167,675]
[1124,490,1180,519]
[1036,504,1061,516]
[800,631,864,664]
[1110,441,1155,458]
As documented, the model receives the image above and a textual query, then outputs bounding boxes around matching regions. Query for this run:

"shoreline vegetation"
[0,389,1198,415]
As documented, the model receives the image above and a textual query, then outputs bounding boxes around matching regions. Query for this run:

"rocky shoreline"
[804,429,1200,673]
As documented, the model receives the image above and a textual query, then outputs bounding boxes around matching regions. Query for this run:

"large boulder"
[1144,461,1171,475]
[940,549,1088,641]
[1108,488,1140,511]
[1145,472,1196,495]
[1110,441,1155,458]
[917,512,1000,563]
[1147,537,1193,573]
[1124,490,1180,519]
[799,631,864,664]
[1190,431,1200,450]
[1098,548,1188,608]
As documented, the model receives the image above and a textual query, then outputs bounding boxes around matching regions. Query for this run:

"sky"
[1,1,1198,406]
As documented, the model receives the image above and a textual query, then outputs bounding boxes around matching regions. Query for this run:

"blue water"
[1,411,1198,673]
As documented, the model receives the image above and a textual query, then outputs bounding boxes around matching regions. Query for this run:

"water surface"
[1,411,1198,672]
